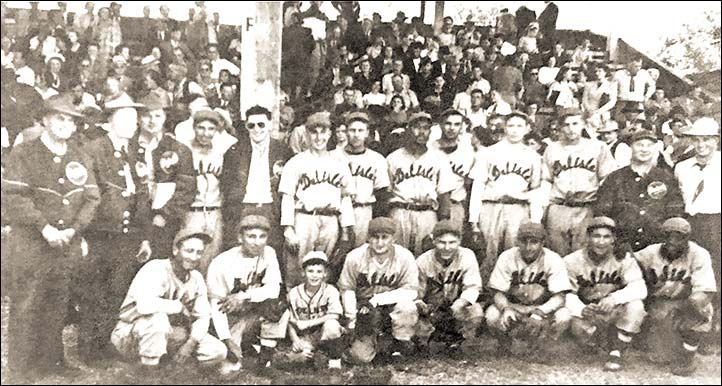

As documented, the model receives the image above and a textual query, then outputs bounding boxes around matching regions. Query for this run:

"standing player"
[385,111,454,255]
[337,217,419,364]
[563,217,647,372]
[468,111,543,283]
[206,215,286,372]
[415,220,484,353]
[431,109,478,232]
[635,218,717,376]
[337,111,390,247]
[485,223,572,356]
[279,111,356,288]
[111,228,227,371]
[542,107,615,256]
[285,251,345,369]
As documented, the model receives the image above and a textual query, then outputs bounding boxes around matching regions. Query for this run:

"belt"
[552,200,594,208]
[450,198,465,205]
[353,202,373,208]
[189,206,221,212]
[297,208,341,216]
[482,198,528,205]
[390,202,434,211]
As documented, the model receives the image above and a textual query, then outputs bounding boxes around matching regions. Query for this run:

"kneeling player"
[485,223,572,356]
[635,218,717,376]
[286,251,346,369]
[415,220,484,354]
[111,228,227,370]
[564,217,647,372]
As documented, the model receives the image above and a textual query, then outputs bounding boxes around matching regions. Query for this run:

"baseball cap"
[517,222,545,241]
[345,111,370,125]
[305,111,332,129]
[174,227,213,247]
[587,216,616,233]
[368,217,397,236]
[557,107,583,121]
[432,220,461,239]
[408,111,433,125]
[302,251,329,267]
[661,217,691,235]
[236,214,271,234]
[506,110,530,123]
[43,94,85,118]
[686,117,720,136]
[193,109,224,127]
[630,130,657,143]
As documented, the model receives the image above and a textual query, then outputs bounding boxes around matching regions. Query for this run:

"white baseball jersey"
[635,242,717,300]
[470,140,542,200]
[287,282,343,321]
[184,133,237,207]
[431,139,477,202]
[386,147,455,205]
[342,148,390,204]
[117,259,211,341]
[337,244,419,301]
[206,245,282,340]
[542,138,615,203]
[488,247,571,305]
[564,249,645,303]
[416,247,482,306]
[279,150,355,212]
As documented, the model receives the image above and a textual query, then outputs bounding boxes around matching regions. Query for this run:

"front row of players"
[112,215,716,377]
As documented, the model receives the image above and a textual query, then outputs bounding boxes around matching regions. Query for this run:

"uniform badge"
[647,181,668,200]
[135,161,149,179]
[159,151,179,174]
[65,161,89,186]
[272,160,284,179]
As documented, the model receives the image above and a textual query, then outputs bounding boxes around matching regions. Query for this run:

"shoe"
[603,360,622,372]
[671,350,696,376]
[218,360,242,377]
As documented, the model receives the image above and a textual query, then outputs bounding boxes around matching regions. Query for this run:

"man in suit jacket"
[160,29,196,66]
[220,105,293,254]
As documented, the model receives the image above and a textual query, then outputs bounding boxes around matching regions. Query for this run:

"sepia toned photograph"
[0,1,720,384]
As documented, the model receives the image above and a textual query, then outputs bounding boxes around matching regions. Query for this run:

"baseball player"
[415,220,484,354]
[485,222,572,357]
[179,109,238,275]
[542,107,615,256]
[337,217,419,364]
[431,109,478,232]
[635,218,717,376]
[206,214,286,372]
[285,251,345,369]
[468,111,543,284]
[111,228,227,371]
[279,111,356,289]
[595,130,684,251]
[385,111,455,256]
[1,95,100,382]
[563,217,647,372]
[336,111,391,247]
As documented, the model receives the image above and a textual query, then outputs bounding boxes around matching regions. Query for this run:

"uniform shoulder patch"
[160,151,180,174]
[647,181,668,200]
[65,161,89,186]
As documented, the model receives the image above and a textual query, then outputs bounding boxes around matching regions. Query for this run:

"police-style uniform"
[1,95,100,377]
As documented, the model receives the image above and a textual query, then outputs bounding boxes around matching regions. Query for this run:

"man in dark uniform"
[130,93,196,258]
[82,93,154,358]
[595,130,684,252]
[1,94,100,382]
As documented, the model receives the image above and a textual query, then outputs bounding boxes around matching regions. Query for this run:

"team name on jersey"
[642,266,691,287]
[490,162,532,181]
[431,269,465,287]
[231,270,266,294]
[510,270,548,286]
[299,170,345,190]
[350,163,377,182]
[358,271,399,289]
[295,304,329,319]
[451,162,471,179]
[576,270,623,289]
[392,164,435,184]
[551,156,596,177]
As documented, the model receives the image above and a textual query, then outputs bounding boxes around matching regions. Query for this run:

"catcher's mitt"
[355,301,384,337]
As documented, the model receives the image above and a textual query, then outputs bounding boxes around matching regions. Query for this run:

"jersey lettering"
[490,162,532,181]
[392,164,435,184]
[299,170,345,190]
[552,156,597,177]
[350,163,377,182]
[358,271,399,289]
[510,270,548,287]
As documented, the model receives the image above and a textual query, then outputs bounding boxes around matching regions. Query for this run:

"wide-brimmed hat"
[104,93,144,111]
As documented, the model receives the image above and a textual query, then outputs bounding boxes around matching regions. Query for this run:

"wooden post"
[240,1,283,138]
[433,1,444,36]
[420,1,426,22]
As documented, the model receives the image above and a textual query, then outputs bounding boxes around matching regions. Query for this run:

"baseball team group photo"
[1,1,720,385]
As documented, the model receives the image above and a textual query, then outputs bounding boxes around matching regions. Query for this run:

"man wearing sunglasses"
[221,105,293,256]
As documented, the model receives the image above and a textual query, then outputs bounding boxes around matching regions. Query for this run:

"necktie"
[629,73,635,93]
[692,163,706,202]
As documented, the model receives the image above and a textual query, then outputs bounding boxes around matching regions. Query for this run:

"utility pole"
[433,1,445,35]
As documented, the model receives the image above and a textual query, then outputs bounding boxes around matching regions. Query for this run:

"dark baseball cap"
[368,217,397,236]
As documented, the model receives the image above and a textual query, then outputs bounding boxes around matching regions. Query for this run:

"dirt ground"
[2,297,720,385]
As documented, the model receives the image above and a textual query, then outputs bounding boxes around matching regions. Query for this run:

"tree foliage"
[657,10,721,75]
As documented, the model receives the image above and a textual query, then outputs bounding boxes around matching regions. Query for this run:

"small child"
[286,251,346,369]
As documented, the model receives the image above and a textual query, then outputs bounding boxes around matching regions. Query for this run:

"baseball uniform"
[279,150,355,288]
[285,282,344,357]
[485,247,572,336]
[337,244,419,363]
[468,140,542,283]
[542,138,615,256]
[206,245,286,350]
[415,247,484,341]
[386,147,455,255]
[563,249,647,343]
[431,138,477,231]
[111,259,227,366]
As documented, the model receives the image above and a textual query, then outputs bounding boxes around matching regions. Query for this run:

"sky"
[5,1,720,56]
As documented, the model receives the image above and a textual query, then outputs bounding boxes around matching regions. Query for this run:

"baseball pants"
[415,302,484,342]
[286,213,340,289]
[346,300,419,364]
[448,202,466,236]
[111,313,226,366]
[485,304,571,340]
[183,209,223,276]
[688,213,721,328]
[389,208,437,256]
[546,204,593,257]
[223,301,288,351]
[286,319,345,362]
[477,202,530,284]
[352,205,373,247]
[567,300,647,346]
